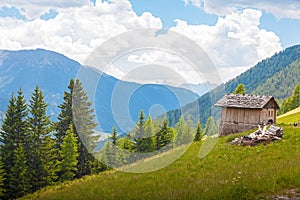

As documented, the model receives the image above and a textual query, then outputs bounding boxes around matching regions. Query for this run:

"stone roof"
[215,94,279,109]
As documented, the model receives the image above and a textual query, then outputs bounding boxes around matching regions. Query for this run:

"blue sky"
[0,0,299,83]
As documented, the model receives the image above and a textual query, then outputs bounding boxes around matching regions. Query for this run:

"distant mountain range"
[179,82,217,96]
[167,45,300,127]
[0,49,199,133]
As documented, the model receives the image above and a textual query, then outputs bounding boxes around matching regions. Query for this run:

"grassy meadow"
[23,124,300,200]
[277,106,300,125]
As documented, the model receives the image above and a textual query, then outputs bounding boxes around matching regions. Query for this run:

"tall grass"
[23,126,300,200]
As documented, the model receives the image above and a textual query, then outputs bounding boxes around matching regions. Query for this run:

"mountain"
[179,82,217,96]
[0,49,198,133]
[166,45,300,126]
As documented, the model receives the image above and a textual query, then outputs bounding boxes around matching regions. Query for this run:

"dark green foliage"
[167,45,300,127]
[55,79,74,148]
[155,117,175,150]
[278,84,300,115]
[56,79,99,178]
[27,86,57,191]
[233,84,246,94]
[9,143,29,199]
[0,90,29,199]
[58,125,79,181]
[254,59,300,99]
[194,119,203,141]
[110,126,118,146]
[0,161,5,197]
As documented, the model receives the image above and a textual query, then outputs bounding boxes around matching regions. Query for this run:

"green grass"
[277,107,300,125]
[23,126,300,200]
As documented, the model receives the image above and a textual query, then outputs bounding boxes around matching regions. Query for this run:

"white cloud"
[170,9,282,72]
[0,0,162,63]
[187,0,300,19]
[0,0,90,19]
[183,0,202,8]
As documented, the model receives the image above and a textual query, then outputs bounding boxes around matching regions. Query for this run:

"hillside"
[254,59,300,99]
[167,45,300,126]
[23,126,300,200]
[0,49,198,133]
[277,106,300,124]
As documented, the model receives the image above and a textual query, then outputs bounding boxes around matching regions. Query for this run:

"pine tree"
[175,117,194,146]
[56,79,99,178]
[27,86,57,190]
[134,110,146,152]
[155,117,174,150]
[110,126,118,146]
[55,79,74,148]
[194,119,203,141]
[58,125,79,181]
[72,79,98,177]
[0,161,5,197]
[143,116,155,152]
[9,143,29,199]
[233,84,246,94]
[0,90,29,198]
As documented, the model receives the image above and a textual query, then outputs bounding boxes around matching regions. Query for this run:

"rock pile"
[231,125,283,146]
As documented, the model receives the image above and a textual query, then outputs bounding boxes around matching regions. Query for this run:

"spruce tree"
[110,126,118,146]
[134,110,146,152]
[56,79,99,178]
[55,79,74,148]
[27,86,57,190]
[9,143,29,199]
[233,84,246,94]
[58,125,79,181]
[0,161,5,197]
[194,119,203,141]
[0,90,29,198]
[155,117,174,150]
[72,79,98,177]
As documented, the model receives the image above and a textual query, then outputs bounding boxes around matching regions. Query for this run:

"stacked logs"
[231,125,283,146]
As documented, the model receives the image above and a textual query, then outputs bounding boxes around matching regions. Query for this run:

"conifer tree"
[110,126,118,146]
[143,116,155,152]
[134,110,146,152]
[0,90,29,198]
[27,86,57,190]
[56,79,100,177]
[0,161,5,197]
[233,84,246,94]
[194,119,203,141]
[72,79,98,177]
[55,79,74,148]
[9,143,29,199]
[58,125,79,181]
[155,117,174,150]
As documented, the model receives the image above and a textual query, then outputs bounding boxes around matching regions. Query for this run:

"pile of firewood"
[231,125,283,146]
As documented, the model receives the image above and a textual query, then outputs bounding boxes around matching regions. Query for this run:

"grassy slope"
[277,107,300,124]
[23,126,300,200]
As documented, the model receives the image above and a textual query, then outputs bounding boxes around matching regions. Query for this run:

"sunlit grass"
[277,107,300,124]
[23,126,300,200]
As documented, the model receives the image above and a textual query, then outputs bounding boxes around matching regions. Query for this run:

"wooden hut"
[215,94,279,135]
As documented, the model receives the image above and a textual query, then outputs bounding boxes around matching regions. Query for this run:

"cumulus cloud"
[0,0,162,63]
[0,0,91,19]
[186,0,300,19]
[0,1,283,84]
[170,9,282,71]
